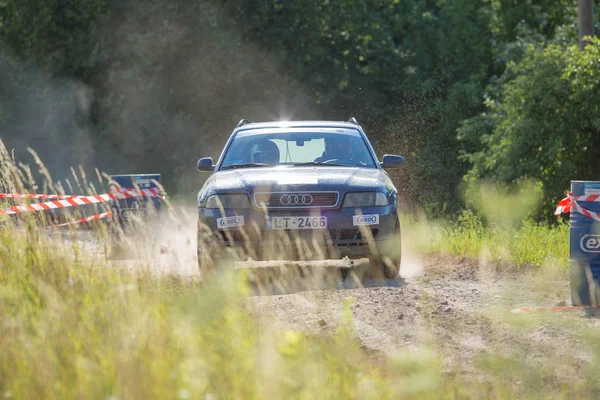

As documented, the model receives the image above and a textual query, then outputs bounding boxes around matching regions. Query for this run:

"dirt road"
[245,251,598,386]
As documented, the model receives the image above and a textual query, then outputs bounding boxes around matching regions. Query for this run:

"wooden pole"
[579,0,594,50]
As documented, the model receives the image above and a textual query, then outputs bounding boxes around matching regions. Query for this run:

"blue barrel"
[570,181,600,305]
[109,174,161,227]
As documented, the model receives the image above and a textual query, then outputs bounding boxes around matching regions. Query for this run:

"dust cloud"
[1,1,325,195]
[95,1,324,194]
[0,53,103,181]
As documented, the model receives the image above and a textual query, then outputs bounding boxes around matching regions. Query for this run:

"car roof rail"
[348,117,359,125]
[237,119,252,128]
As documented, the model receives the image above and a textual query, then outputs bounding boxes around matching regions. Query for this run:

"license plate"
[269,216,327,230]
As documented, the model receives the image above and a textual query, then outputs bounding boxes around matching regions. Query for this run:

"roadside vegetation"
[0,146,596,399]
[1,219,599,399]
[405,211,569,271]
[403,181,570,271]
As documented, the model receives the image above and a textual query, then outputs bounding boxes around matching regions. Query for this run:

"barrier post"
[569,181,600,305]
[109,174,162,229]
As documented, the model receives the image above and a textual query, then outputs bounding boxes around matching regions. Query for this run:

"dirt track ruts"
[246,252,599,385]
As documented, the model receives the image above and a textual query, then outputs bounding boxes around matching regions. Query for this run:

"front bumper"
[197,206,400,260]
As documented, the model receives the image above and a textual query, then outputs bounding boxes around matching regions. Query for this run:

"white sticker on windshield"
[217,216,244,229]
[353,214,379,226]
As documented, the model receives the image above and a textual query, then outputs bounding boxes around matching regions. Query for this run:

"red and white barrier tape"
[0,187,163,201]
[554,195,571,216]
[0,194,89,200]
[509,305,600,314]
[46,211,113,229]
[554,192,600,222]
[570,199,600,222]
[0,188,164,216]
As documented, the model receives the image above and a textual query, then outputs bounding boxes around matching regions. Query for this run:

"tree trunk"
[579,0,594,50]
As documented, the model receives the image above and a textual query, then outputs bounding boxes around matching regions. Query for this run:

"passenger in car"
[314,136,369,165]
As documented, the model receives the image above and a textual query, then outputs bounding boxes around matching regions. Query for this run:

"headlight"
[342,192,388,207]
[204,194,251,209]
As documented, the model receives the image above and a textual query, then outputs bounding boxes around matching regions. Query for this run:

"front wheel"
[368,219,401,279]
[368,255,401,279]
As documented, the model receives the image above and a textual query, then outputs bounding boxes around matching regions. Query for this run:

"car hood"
[199,166,392,200]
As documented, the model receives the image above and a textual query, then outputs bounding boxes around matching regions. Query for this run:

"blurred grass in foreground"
[1,223,598,399]
[0,226,450,399]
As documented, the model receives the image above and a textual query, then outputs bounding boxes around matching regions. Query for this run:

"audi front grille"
[254,192,339,209]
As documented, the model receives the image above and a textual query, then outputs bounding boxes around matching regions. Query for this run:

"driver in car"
[315,136,357,164]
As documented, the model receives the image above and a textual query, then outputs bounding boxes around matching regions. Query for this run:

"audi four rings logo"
[280,193,314,206]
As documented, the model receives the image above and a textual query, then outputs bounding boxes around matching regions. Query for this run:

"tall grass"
[0,227,453,399]
[0,140,449,399]
[3,219,598,399]
[1,142,598,398]
[431,211,570,270]
[402,181,570,270]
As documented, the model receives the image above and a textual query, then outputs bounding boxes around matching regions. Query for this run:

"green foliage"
[441,209,486,258]
[461,39,600,217]
[408,209,570,269]
[487,0,576,43]
[0,0,327,192]
[509,219,569,268]
[0,0,597,217]
[0,0,109,77]
[254,0,495,215]
[403,178,569,269]
[233,0,586,216]
[0,143,594,398]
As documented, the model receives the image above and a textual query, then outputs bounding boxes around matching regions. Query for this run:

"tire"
[197,245,215,278]
[368,218,401,279]
[368,255,401,279]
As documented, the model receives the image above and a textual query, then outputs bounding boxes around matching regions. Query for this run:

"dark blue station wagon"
[196,118,404,279]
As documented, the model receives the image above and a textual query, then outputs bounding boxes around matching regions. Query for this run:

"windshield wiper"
[221,163,271,170]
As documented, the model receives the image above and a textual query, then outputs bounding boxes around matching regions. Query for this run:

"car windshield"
[220,129,376,170]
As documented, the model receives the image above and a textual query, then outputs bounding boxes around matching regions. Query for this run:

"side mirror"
[381,154,405,169]
[197,157,215,172]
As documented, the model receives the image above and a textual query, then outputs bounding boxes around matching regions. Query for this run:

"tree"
[461,39,600,217]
